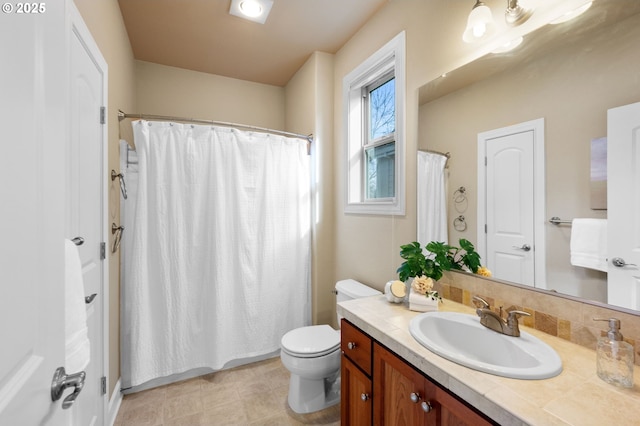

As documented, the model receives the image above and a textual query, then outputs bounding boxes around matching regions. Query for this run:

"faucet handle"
[507,310,531,321]
[472,295,490,309]
[505,310,531,337]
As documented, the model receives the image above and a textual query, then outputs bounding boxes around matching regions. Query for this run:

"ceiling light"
[463,0,496,43]
[229,0,273,24]
[504,0,533,27]
[549,1,592,25]
[240,1,262,17]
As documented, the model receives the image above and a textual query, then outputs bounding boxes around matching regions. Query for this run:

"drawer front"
[341,319,373,375]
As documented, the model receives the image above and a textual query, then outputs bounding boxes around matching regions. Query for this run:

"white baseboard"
[107,378,123,426]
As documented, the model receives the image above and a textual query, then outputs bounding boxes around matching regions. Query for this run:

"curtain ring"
[453,215,467,232]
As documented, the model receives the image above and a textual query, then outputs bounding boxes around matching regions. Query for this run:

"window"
[344,32,405,215]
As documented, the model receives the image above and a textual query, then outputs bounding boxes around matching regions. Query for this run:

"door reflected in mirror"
[417,1,640,312]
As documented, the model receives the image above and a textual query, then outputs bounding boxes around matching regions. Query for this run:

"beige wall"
[134,60,285,133]
[331,0,486,294]
[285,52,337,326]
[73,0,136,398]
[419,12,640,303]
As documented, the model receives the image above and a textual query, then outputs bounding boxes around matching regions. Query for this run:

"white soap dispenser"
[594,318,634,388]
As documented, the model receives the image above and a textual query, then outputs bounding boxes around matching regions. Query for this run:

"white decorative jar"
[384,280,406,304]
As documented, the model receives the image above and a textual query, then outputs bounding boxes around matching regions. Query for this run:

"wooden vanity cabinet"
[374,343,494,426]
[341,319,374,425]
[342,355,373,425]
[341,319,495,426]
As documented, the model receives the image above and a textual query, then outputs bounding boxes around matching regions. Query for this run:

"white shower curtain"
[121,121,311,389]
[417,151,448,247]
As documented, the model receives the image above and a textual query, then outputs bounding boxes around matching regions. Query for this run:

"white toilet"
[280,279,381,414]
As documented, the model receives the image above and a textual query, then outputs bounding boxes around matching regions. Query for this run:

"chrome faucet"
[472,296,530,337]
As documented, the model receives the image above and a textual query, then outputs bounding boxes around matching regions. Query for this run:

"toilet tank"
[335,279,381,325]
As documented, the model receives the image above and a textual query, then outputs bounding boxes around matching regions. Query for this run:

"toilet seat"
[281,325,340,358]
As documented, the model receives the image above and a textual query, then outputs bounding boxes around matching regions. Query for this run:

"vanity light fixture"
[462,0,496,43]
[229,0,273,24]
[504,0,533,27]
[491,36,523,53]
[549,1,592,25]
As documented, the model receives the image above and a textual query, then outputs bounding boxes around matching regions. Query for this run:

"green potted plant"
[425,239,482,275]
[397,241,441,282]
[397,239,488,282]
[397,239,489,310]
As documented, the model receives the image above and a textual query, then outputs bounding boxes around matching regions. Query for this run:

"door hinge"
[100,106,106,124]
[485,224,488,234]
[100,242,106,260]
[485,156,487,166]
[101,376,107,395]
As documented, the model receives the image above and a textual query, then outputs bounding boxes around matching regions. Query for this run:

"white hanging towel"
[570,218,608,272]
[64,239,91,372]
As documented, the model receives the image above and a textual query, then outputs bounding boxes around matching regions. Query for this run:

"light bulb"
[463,1,496,43]
[473,23,487,38]
[239,0,262,18]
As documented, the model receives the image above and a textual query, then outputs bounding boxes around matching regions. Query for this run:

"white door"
[607,101,640,310]
[478,119,545,288]
[68,5,108,425]
[0,2,69,424]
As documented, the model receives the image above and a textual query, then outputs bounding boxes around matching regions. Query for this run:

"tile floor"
[113,357,340,425]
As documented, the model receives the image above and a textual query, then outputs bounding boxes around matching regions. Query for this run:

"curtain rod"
[118,110,314,144]
[418,149,450,159]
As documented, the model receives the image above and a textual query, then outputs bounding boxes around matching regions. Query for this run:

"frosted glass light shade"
[491,36,523,53]
[550,1,592,24]
[463,2,496,43]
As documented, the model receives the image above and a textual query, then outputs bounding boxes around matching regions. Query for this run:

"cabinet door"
[342,319,373,375]
[374,343,431,425]
[341,355,373,426]
[374,343,495,426]
[433,386,494,426]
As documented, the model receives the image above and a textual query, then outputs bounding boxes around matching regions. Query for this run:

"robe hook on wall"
[111,170,128,199]
[111,223,124,254]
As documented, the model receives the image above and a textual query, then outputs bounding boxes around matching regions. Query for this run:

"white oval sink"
[409,311,562,379]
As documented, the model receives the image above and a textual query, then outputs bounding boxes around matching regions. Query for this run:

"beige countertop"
[337,295,640,426]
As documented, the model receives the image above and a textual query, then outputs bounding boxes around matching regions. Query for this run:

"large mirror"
[418,0,640,312]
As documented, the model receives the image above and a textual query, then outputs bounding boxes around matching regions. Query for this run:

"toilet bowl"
[280,279,381,414]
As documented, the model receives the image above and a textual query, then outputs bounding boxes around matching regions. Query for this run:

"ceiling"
[118,0,388,87]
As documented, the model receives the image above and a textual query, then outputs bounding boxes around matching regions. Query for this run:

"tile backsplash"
[436,271,640,366]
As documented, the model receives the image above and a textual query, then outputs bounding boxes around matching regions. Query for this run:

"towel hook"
[111,170,128,200]
[111,223,124,254]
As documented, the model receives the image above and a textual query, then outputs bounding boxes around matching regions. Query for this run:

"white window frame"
[343,31,406,215]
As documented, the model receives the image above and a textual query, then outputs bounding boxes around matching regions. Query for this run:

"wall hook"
[111,170,127,200]
[111,223,124,254]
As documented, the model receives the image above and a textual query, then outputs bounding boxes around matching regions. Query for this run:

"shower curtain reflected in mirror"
[417,151,448,248]
[120,121,311,390]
